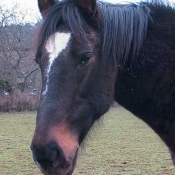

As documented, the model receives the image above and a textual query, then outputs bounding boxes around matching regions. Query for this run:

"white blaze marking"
[42,32,71,96]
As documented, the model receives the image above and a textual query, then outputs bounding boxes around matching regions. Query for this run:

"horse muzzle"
[30,140,78,175]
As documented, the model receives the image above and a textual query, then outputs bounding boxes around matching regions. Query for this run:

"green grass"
[0,107,175,175]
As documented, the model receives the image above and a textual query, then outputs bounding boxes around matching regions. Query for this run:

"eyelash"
[78,53,92,65]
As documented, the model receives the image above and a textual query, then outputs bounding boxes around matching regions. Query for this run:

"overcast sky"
[7,0,141,9]
[3,0,175,23]
[2,0,141,23]
[4,0,143,14]
[5,0,175,10]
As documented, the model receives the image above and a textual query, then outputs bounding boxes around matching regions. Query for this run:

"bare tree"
[0,0,41,90]
[0,0,41,111]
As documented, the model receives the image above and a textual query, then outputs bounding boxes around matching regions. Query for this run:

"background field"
[0,106,175,175]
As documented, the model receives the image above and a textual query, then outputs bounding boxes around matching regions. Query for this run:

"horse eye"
[35,49,42,64]
[34,57,39,64]
[79,53,92,65]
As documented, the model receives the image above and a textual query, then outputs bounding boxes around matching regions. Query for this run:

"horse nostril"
[51,149,57,161]
[35,158,53,170]
[47,148,61,168]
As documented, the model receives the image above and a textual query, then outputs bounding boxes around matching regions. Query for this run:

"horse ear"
[38,0,57,16]
[74,0,99,28]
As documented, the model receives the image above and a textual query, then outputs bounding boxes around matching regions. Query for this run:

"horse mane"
[98,2,150,66]
[99,0,174,66]
[37,0,174,66]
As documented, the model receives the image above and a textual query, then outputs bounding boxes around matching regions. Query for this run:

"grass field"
[0,106,175,175]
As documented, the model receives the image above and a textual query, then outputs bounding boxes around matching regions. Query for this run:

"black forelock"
[38,0,91,47]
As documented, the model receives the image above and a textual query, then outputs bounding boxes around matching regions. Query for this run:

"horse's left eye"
[34,57,39,64]
[79,53,92,65]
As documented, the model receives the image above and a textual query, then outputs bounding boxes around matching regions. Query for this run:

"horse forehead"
[45,32,71,61]
[42,32,71,96]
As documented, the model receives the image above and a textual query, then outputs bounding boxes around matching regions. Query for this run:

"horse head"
[31,0,115,174]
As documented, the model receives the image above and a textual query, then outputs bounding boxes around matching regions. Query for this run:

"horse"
[30,0,175,174]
